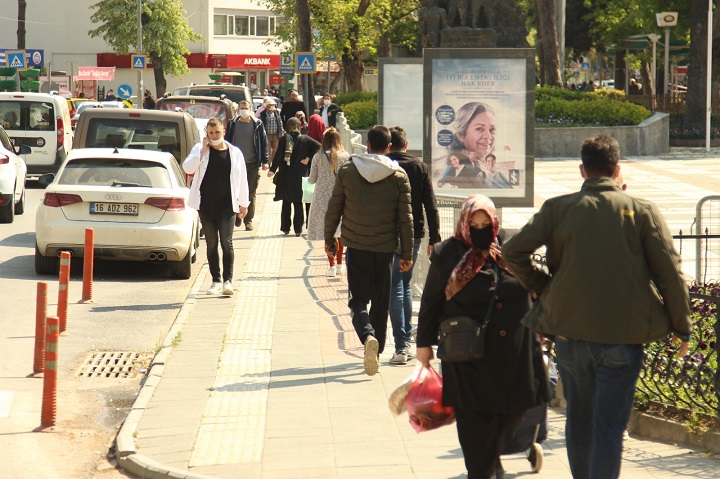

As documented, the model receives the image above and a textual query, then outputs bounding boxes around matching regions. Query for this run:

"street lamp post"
[647,34,661,95]
[656,12,678,96]
[705,2,713,152]
[137,0,144,109]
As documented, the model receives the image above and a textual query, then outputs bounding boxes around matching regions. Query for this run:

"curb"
[629,410,720,455]
[115,264,210,477]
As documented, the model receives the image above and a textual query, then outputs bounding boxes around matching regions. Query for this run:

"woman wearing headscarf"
[306,113,326,143]
[416,195,549,479]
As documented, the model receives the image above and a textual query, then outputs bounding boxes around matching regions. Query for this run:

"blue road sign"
[131,54,147,69]
[117,84,133,99]
[295,53,316,74]
[6,50,27,70]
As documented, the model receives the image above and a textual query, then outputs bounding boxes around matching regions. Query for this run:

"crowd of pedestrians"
[182,93,691,478]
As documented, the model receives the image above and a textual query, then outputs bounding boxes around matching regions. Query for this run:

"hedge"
[536,86,651,127]
[334,91,377,107]
[342,100,377,130]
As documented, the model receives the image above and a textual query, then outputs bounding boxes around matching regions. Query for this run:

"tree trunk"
[378,31,391,58]
[534,0,562,87]
[640,60,653,96]
[17,0,26,49]
[295,0,316,112]
[342,52,364,92]
[685,0,710,132]
[329,67,343,94]
[614,49,625,92]
[150,53,166,98]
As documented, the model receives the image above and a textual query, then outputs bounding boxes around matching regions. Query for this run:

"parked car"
[172,84,253,110]
[601,79,615,90]
[34,148,199,278]
[70,101,103,130]
[0,124,31,223]
[72,108,200,168]
[0,91,73,178]
[155,95,235,131]
[67,97,92,118]
[252,95,282,112]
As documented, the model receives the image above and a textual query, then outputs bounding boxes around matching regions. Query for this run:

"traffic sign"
[6,50,27,70]
[117,84,133,99]
[131,54,147,69]
[280,52,294,76]
[295,52,316,74]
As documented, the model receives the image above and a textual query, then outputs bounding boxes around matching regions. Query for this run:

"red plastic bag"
[404,365,456,433]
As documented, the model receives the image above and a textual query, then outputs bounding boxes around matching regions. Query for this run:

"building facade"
[0,0,287,99]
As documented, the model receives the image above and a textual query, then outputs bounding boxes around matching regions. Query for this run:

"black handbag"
[436,266,497,363]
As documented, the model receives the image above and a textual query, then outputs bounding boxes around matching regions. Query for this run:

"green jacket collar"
[581,176,623,191]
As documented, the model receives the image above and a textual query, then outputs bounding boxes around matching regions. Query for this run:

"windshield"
[157,100,229,124]
[58,158,172,188]
[0,101,55,131]
[186,88,248,104]
[85,118,182,161]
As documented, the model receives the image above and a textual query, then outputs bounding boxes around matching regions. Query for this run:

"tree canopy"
[89,0,202,97]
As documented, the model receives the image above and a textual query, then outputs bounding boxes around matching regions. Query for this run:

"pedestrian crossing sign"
[131,54,147,69]
[5,50,27,70]
[295,52,316,74]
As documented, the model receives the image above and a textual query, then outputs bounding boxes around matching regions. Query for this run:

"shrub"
[343,100,377,130]
[669,112,720,139]
[334,91,377,107]
[535,85,651,127]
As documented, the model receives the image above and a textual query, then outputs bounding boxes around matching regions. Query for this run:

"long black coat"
[417,238,549,412]
[270,133,320,203]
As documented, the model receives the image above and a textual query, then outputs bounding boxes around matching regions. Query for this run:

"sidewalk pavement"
[117,154,720,479]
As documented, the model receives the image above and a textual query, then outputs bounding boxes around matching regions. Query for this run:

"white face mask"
[238,109,250,118]
[208,138,224,146]
[323,99,331,106]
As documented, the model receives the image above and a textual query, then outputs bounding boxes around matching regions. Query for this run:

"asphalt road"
[0,181,204,478]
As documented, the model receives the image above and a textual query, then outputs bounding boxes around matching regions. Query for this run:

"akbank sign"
[243,58,271,66]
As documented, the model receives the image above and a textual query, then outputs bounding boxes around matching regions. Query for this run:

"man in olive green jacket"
[325,125,413,376]
[503,134,692,479]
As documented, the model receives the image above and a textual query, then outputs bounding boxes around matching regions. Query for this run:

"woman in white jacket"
[183,117,250,295]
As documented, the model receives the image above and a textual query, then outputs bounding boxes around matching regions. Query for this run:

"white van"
[0,92,73,178]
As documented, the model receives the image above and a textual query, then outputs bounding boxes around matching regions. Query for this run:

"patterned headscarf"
[445,194,509,300]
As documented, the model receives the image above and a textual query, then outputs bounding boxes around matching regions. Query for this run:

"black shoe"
[282,230,290,235]
[235,217,242,227]
[295,232,301,236]
[245,222,253,231]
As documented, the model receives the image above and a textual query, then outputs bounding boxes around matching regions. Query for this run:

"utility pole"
[137,0,144,109]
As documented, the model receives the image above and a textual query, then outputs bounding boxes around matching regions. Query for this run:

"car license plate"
[89,202,138,215]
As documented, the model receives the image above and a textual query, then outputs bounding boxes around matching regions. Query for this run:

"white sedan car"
[35,148,199,278]
[0,124,30,223]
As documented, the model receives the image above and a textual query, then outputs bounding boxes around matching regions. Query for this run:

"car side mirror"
[38,173,55,186]
[15,144,31,155]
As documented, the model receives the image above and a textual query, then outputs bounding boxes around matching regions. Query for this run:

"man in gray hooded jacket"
[325,125,414,376]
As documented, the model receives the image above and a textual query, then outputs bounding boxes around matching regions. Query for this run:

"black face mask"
[470,225,494,249]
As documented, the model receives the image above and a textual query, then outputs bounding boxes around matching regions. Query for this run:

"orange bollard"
[80,228,94,303]
[37,315,59,431]
[58,251,71,334]
[30,282,48,377]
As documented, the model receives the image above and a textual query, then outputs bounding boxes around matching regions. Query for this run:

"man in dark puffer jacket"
[325,125,414,376]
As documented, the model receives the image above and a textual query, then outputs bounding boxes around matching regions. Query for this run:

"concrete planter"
[670,138,720,147]
[534,113,670,157]
[629,410,720,454]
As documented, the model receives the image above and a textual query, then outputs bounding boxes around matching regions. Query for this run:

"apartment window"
[235,15,249,36]
[214,15,228,35]
[256,16,269,36]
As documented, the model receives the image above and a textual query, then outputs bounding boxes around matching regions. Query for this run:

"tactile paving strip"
[190,199,281,466]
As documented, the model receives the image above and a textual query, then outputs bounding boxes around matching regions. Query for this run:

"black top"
[199,147,232,217]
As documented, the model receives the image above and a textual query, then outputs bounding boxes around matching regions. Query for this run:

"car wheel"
[0,197,15,223]
[14,187,25,215]
[171,250,192,279]
[35,244,59,275]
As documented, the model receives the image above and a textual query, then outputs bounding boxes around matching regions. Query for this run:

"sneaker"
[207,282,222,295]
[363,335,380,376]
[338,264,346,275]
[222,280,234,295]
[245,222,253,231]
[389,350,408,365]
[405,348,415,360]
[234,217,242,227]
[326,266,336,277]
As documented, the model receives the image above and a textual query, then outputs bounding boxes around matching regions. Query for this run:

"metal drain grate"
[76,351,140,379]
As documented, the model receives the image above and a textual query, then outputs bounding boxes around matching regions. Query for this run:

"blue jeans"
[555,339,644,479]
[389,238,422,352]
[198,210,235,283]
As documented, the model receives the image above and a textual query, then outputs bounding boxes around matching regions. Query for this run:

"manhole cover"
[75,351,141,379]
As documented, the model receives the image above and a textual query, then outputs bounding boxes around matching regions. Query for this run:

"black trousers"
[198,210,235,283]
[281,199,304,234]
[244,162,260,224]
[455,408,526,479]
[346,247,394,354]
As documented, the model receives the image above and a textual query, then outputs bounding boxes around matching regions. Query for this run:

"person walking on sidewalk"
[325,125,414,376]
[503,134,693,479]
[258,97,284,167]
[268,117,320,236]
[306,127,349,277]
[183,117,250,295]
[225,100,269,231]
[416,194,549,478]
[386,126,441,365]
